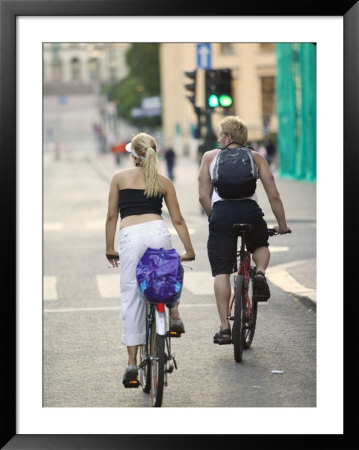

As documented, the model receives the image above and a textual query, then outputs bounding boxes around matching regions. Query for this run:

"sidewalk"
[89,150,316,309]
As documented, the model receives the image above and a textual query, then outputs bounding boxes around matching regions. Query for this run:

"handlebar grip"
[267,229,292,236]
[106,254,119,260]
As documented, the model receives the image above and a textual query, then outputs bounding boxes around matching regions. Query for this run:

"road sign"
[196,43,212,69]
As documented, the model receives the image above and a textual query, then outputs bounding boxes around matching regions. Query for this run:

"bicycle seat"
[233,223,252,235]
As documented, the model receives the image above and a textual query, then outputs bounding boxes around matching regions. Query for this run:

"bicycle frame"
[228,238,252,320]
[142,302,177,373]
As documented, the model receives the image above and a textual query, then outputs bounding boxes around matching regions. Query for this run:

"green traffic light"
[208,94,219,108]
[219,95,233,107]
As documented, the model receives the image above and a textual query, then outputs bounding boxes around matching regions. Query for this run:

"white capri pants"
[119,220,172,346]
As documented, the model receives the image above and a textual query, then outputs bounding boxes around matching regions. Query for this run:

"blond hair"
[219,116,248,145]
[131,132,161,197]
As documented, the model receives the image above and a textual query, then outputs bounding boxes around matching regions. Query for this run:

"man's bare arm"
[254,152,290,233]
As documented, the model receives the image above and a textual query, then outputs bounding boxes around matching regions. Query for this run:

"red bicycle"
[228,223,291,362]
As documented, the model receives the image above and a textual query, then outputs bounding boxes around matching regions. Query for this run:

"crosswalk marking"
[44,222,64,231]
[270,246,289,252]
[183,271,214,295]
[44,276,58,300]
[96,274,121,298]
[44,222,197,234]
[168,227,196,235]
[43,260,316,311]
[44,252,307,304]
[85,221,105,229]
[43,303,216,313]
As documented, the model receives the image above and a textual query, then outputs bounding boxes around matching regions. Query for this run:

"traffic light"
[184,70,197,107]
[218,68,233,108]
[205,68,233,109]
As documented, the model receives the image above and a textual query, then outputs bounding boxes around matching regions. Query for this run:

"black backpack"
[211,143,259,199]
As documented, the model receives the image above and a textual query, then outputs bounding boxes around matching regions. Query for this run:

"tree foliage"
[102,43,162,128]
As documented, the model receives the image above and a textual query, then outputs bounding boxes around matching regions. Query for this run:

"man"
[198,116,290,343]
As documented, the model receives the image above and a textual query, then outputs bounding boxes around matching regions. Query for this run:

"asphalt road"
[43,151,316,409]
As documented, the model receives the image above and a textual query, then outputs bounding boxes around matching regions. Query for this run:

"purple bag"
[136,247,184,304]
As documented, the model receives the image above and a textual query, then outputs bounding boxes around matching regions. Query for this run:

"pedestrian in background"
[198,116,290,343]
[111,140,126,165]
[105,132,195,383]
[164,147,176,181]
[265,138,276,167]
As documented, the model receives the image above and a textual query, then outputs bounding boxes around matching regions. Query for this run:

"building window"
[71,57,81,81]
[51,62,62,82]
[219,43,235,55]
[88,58,100,81]
[259,43,275,52]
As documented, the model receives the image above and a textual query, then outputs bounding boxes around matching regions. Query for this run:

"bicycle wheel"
[139,343,151,393]
[150,314,165,407]
[232,275,245,362]
[243,274,258,349]
[139,304,151,392]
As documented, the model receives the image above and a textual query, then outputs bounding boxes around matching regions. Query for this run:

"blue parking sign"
[196,43,212,69]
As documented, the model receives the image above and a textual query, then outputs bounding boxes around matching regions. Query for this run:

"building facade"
[43,43,130,94]
[160,43,277,159]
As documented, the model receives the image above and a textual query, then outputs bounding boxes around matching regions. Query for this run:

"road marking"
[270,246,289,252]
[44,276,58,300]
[44,257,314,308]
[43,303,216,313]
[96,274,121,298]
[266,259,316,302]
[44,306,122,313]
[85,221,105,229]
[183,271,214,295]
[168,227,195,235]
[44,222,64,231]
[80,223,196,234]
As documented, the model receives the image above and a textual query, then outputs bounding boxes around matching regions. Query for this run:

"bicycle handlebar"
[267,228,292,236]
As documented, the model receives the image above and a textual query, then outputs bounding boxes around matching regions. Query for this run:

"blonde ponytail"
[130,133,161,197]
[142,146,161,197]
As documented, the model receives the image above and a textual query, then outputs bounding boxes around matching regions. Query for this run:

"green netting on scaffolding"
[275,43,316,182]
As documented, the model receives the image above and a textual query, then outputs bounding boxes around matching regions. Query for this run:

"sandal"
[253,271,270,301]
[122,365,139,388]
[169,318,185,334]
[122,365,138,381]
[213,328,232,345]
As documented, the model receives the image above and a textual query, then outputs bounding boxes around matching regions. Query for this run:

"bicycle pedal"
[122,379,140,388]
[214,337,232,345]
[217,338,233,345]
[168,330,182,338]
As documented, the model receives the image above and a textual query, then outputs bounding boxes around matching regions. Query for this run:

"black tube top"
[119,189,163,219]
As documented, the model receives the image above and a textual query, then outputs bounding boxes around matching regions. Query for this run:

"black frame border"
[1,0,357,448]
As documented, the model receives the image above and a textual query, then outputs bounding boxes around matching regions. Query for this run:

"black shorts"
[207,199,269,277]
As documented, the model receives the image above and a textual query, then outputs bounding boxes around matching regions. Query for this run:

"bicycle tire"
[150,314,165,407]
[232,275,245,362]
[139,343,151,393]
[243,275,258,349]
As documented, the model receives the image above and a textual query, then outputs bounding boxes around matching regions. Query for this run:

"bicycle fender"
[155,309,166,335]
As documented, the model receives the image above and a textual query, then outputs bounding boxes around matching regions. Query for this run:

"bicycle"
[215,224,291,363]
[118,257,192,407]
[136,300,182,407]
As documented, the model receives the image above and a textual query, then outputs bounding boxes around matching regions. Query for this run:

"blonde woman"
[105,132,195,383]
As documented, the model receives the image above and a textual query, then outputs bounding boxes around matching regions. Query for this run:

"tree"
[102,43,162,128]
